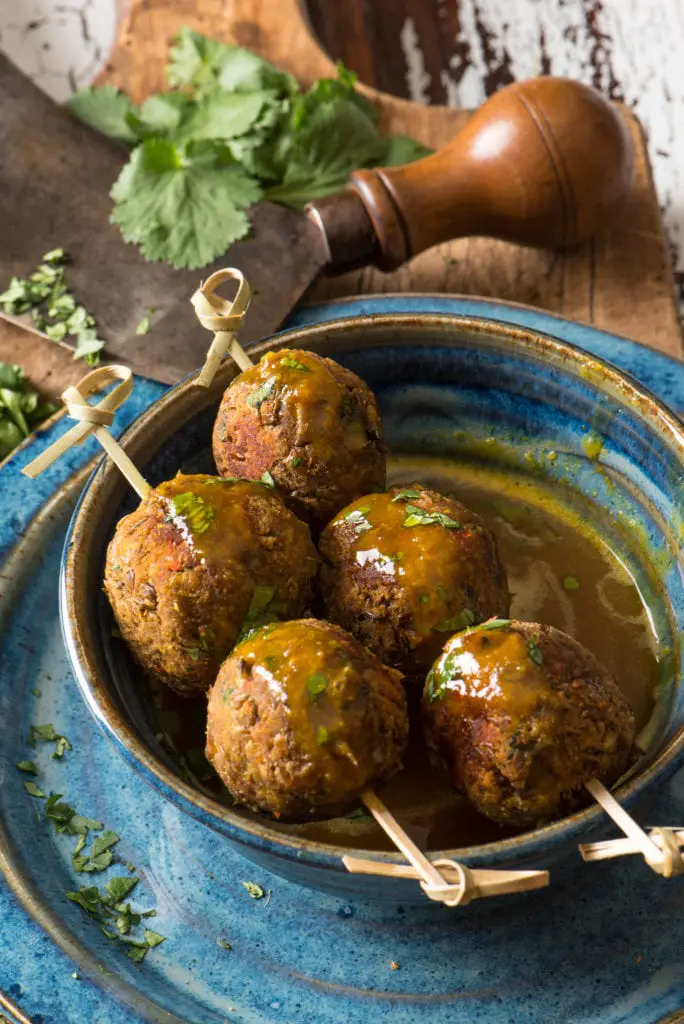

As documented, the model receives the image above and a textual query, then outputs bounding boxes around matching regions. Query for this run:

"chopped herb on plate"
[242,880,265,899]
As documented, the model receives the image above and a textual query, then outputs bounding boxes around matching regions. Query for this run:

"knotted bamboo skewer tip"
[581,778,684,878]
[349,788,549,907]
[21,364,150,501]
[192,267,253,388]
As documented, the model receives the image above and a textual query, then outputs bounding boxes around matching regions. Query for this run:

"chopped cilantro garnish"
[124,943,149,963]
[24,780,45,798]
[31,688,42,698]
[169,491,216,535]
[343,507,372,535]
[432,607,476,633]
[144,929,166,948]
[17,760,37,774]
[306,672,328,702]
[280,357,310,371]
[54,736,72,759]
[242,881,265,899]
[527,635,544,666]
[345,807,373,823]
[0,250,105,365]
[473,619,512,632]
[135,307,154,335]
[107,876,139,903]
[419,593,429,605]
[260,470,276,488]
[236,585,287,643]
[316,725,330,746]
[74,830,120,873]
[402,504,462,530]
[217,937,232,950]
[28,723,72,759]
[340,396,359,418]
[563,576,580,590]
[246,378,276,409]
[291,456,303,468]
[392,489,421,502]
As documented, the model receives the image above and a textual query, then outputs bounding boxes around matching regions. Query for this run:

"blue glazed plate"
[0,295,683,1024]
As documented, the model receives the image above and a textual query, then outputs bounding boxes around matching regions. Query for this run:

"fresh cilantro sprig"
[67,30,431,270]
[0,250,106,365]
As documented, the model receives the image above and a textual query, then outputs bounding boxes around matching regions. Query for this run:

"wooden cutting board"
[2,0,681,400]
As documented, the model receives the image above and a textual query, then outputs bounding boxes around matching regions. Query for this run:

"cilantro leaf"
[241,880,265,899]
[343,506,372,535]
[246,378,276,408]
[527,635,544,666]
[67,85,139,144]
[474,619,512,632]
[316,725,330,746]
[236,585,287,643]
[432,608,476,633]
[381,134,432,165]
[173,91,275,145]
[306,673,328,702]
[127,93,192,139]
[563,576,580,590]
[264,98,386,207]
[391,489,421,503]
[168,491,216,535]
[136,308,154,335]
[24,780,45,798]
[167,28,235,92]
[167,28,296,97]
[260,470,276,489]
[280,356,310,371]
[17,760,37,774]
[402,505,461,529]
[110,138,261,270]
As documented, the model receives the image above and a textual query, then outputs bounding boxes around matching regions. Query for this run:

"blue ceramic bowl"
[60,314,684,901]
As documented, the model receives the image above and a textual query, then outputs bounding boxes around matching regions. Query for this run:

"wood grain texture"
[93,0,683,357]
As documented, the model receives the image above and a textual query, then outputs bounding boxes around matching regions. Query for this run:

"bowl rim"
[61,311,684,873]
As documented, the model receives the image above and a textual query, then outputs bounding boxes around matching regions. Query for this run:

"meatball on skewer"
[206,619,408,820]
[104,473,318,696]
[422,620,636,828]
[213,349,386,530]
[319,485,510,683]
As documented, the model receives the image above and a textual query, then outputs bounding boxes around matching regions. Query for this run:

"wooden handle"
[344,77,635,269]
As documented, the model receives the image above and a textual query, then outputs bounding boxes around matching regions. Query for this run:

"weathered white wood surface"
[2,0,683,314]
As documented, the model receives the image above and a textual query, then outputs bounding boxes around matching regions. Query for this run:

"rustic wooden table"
[1,0,682,398]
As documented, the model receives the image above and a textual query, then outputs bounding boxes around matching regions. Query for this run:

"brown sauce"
[150,455,666,851]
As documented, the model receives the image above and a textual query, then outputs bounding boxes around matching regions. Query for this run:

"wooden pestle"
[310,77,635,271]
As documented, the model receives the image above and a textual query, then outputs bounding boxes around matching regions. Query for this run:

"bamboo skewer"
[343,855,549,900]
[22,364,150,499]
[583,779,684,877]
[353,788,549,905]
[579,829,684,864]
[192,268,253,387]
